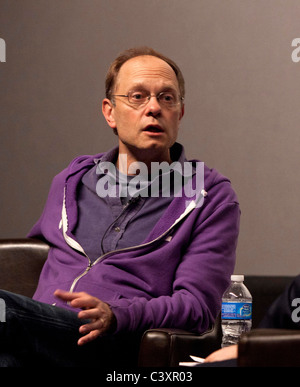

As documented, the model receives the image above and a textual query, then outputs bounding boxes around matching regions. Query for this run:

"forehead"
[115,55,179,91]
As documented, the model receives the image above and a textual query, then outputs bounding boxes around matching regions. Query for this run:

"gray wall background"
[0,0,299,275]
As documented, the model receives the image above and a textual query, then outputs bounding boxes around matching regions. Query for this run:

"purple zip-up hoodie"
[28,145,240,335]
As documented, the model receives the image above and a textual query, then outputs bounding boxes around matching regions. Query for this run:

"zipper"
[92,199,196,266]
[61,187,93,293]
[67,218,180,294]
[69,261,92,293]
[62,187,197,293]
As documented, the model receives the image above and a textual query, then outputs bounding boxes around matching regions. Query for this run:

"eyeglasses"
[112,90,184,108]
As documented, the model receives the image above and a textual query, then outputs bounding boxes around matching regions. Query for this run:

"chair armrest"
[138,315,222,367]
[238,329,300,367]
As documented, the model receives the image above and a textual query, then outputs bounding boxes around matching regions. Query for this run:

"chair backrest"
[0,238,49,297]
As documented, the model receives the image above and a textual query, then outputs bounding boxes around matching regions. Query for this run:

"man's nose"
[145,95,162,116]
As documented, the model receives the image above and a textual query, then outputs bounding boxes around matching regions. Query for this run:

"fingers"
[54,289,79,300]
[79,318,104,333]
[79,304,114,332]
[54,289,116,346]
[78,329,101,346]
[54,290,97,309]
[78,307,113,346]
[78,307,100,320]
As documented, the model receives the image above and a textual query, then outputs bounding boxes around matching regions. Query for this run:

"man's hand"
[54,290,116,346]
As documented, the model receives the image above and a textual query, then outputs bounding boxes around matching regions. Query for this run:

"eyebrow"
[128,83,178,93]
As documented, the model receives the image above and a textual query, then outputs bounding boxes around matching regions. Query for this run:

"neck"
[116,148,172,175]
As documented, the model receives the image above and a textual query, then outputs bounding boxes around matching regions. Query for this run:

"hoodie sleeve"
[109,182,240,334]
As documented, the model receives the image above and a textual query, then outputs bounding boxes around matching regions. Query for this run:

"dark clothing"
[0,290,141,367]
[259,275,300,330]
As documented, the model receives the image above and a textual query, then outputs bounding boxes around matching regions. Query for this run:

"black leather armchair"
[0,238,298,367]
[138,316,222,367]
[238,328,300,367]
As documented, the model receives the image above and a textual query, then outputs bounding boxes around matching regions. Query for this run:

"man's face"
[102,55,184,165]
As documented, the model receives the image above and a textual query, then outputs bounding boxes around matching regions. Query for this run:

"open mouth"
[143,125,164,133]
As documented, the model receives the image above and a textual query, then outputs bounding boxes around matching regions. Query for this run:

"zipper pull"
[87,262,93,270]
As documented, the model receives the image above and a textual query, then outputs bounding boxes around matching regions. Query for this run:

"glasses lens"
[128,90,148,105]
[158,92,179,107]
[127,90,181,107]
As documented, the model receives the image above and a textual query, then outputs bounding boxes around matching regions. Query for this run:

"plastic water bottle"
[221,275,252,347]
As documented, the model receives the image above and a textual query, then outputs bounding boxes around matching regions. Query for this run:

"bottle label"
[222,302,252,320]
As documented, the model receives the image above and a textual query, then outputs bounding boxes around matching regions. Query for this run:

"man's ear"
[179,103,185,120]
[102,98,117,129]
